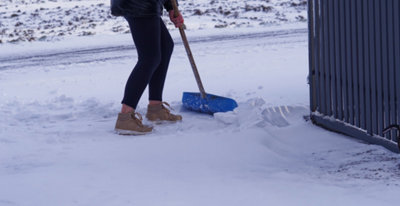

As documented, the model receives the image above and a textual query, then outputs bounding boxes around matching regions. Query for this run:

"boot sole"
[114,129,151,135]
[149,119,182,125]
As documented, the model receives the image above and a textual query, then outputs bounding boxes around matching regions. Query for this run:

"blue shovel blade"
[182,92,238,114]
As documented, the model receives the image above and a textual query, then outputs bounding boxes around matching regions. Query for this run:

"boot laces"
[161,102,173,111]
[161,102,175,116]
[130,112,144,126]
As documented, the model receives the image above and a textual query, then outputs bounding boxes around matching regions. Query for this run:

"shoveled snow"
[0,8,399,206]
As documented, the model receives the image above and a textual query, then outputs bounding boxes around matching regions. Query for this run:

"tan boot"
[115,112,153,135]
[146,102,182,123]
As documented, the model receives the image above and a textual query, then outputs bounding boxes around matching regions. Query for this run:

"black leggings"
[122,16,174,109]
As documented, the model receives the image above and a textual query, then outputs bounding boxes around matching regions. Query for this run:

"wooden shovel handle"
[170,0,207,99]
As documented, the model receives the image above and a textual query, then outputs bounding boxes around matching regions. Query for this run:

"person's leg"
[145,21,182,122]
[144,19,181,122]
[148,18,174,104]
[121,16,162,111]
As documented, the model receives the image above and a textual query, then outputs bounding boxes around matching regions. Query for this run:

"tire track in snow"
[0,28,306,71]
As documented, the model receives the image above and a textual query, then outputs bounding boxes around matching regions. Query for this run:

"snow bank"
[0,0,307,43]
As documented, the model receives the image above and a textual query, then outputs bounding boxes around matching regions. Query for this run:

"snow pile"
[215,97,308,128]
[0,0,307,43]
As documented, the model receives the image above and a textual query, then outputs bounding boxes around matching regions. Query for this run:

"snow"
[0,0,307,43]
[1,1,400,206]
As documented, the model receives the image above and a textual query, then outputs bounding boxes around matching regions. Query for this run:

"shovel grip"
[170,0,207,99]
[170,0,180,18]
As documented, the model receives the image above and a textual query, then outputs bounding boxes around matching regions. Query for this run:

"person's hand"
[169,10,184,28]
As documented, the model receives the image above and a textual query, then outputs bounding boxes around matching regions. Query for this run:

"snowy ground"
[0,0,307,43]
[1,22,400,205]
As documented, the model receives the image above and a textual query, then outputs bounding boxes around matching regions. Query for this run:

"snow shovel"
[171,0,238,114]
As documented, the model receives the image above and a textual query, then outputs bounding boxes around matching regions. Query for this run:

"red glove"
[169,10,184,28]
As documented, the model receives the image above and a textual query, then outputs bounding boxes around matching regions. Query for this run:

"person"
[111,0,184,135]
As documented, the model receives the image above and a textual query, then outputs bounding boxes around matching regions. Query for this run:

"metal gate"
[308,0,400,152]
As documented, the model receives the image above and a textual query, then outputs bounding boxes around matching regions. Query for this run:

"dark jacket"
[111,0,175,17]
